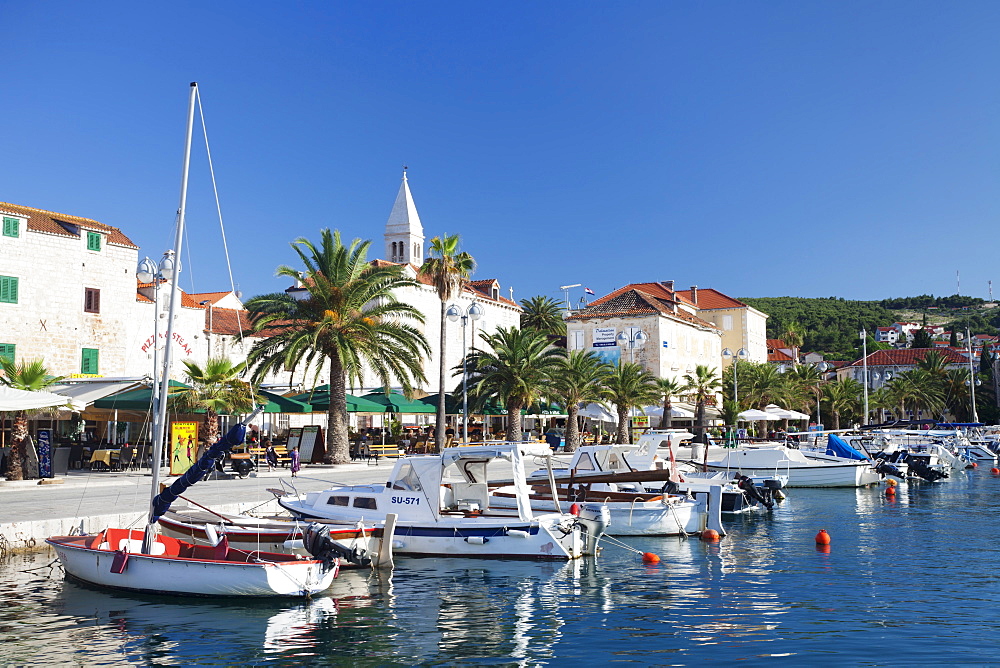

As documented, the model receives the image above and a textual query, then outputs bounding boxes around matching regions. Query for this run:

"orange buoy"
[885,486,896,497]
[971,462,978,469]
[886,478,898,487]
[701,529,720,542]
[641,552,661,564]
[992,468,1000,475]
[815,529,831,545]
[569,503,581,516]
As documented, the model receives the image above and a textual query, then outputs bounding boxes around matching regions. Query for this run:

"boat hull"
[698,461,879,487]
[47,531,336,597]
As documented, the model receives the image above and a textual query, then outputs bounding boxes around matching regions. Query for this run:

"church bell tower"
[384,170,425,265]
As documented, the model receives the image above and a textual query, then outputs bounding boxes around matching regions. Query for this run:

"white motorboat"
[47,84,338,598]
[693,445,882,488]
[277,443,610,560]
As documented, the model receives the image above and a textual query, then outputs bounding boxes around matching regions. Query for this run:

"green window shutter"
[0,343,14,362]
[0,276,18,304]
[87,231,101,251]
[2,217,18,238]
[81,348,99,374]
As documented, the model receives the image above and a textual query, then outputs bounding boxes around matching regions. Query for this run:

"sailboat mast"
[147,82,198,527]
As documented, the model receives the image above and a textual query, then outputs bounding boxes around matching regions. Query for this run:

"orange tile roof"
[567,287,718,330]
[767,339,788,350]
[768,350,794,362]
[0,201,138,248]
[189,291,231,305]
[206,307,253,336]
[673,287,747,310]
[847,347,970,367]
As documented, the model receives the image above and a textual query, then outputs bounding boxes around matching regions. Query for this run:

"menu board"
[300,425,323,463]
[286,427,303,452]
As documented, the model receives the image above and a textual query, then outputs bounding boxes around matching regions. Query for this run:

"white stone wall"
[567,314,722,386]
[0,221,140,378]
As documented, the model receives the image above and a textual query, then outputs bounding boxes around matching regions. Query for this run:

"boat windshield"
[390,462,423,492]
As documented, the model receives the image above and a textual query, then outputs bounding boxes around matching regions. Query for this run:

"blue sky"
[4,2,999,306]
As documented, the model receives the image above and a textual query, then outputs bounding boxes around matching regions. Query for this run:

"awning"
[93,380,190,410]
[675,402,721,419]
[0,385,77,412]
[578,403,616,421]
[48,378,147,409]
[739,409,780,421]
[290,387,387,413]
[765,404,811,420]
[360,391,436,414]
[258,390,312,413]
[642,404,696,419]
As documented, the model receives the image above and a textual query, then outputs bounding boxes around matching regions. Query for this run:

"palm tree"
[602,362,659,444]
[419,234,476,448]
[683,365,722,446]
[740,363,787,436]
[519,295,567,336]
[782,323,804,366]
[546,351,610,452]
[246,229,430,464]
[466,326,564,441]
[942,368,972,421]
[888,370,945,422]
[785,364,823,427]
[170,358,258,447]
[0,358,65,481]
[824,378,861,430]
[653,376,685,429]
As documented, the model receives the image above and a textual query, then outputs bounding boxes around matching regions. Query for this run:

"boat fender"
[465,536,489,545]
[284,539,305,550]
[391,539,406,549]
[506,530,530,539]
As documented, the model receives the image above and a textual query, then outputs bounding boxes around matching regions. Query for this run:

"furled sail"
[150,408,262,522]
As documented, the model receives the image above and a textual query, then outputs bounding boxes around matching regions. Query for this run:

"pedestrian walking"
[289,445,301,477]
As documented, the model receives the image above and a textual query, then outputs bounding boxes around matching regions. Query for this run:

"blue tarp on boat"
[826,434,868,461]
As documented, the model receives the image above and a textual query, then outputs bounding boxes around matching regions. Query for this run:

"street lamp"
[199,300,214,357]
[815,361,831,429]
[860,329,869,424]
[447,301,483,443]
[136,250,179,465]
[616,328,648,364]
[722,348,748,408]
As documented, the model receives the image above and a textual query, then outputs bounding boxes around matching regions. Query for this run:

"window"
[353,497,378,510]
[84,288,101,313]
[81,348,99,374]
[2,217,18,238]
[0,276,17,304]
[325,496,349,506]
[722,315,733,331]
[87,231,101,251]
[0,343,14,362]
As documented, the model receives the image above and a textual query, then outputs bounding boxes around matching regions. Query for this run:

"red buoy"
[701,529,720,542]
[815,529,831,545]
[569,503,581,516]
[885,486,896,497]
[971,462,978,469]
[642,552,660,564]
[992,468,1000,475]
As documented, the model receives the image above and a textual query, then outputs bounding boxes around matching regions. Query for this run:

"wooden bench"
[367,443,403,465]
[247,445,292,467]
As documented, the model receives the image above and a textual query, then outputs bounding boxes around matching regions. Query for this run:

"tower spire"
[384,169,425,265]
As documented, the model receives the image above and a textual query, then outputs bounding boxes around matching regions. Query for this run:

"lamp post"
[136,251,179,459]
[860,329,869,424]
[722,348,748,408]
[446,301,483,443]
[199,300,214,357]
[815,361,831,429]
[616,327,648,364]
[966,328,981,423]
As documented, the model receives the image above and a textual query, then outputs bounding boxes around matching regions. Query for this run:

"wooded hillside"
[740,295,1000,361]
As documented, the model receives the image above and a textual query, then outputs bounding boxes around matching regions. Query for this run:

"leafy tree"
[886,369,945,422]
[170,358,257,446]
[466,326,565,441]
[602,362,659,444]
[950,329,959,347]
[911,329,933,348]
[546,351,610,451]
[246,229,430,464]
[420,234,476,447]
[782,323,804,365]
[0,358,66,480]
[519,295,567,337]
[653,376,686,429]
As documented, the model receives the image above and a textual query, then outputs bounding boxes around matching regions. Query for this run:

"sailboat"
[46,83,339,597]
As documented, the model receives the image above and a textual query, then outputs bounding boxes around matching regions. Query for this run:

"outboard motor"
[230,456,256,478]
[303,523,372,569]
[873,459,905,480]
[735,475,774,510]
[905,456,948,482]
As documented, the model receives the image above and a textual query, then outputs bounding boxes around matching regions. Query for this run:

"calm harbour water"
[4,471,1000,666]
